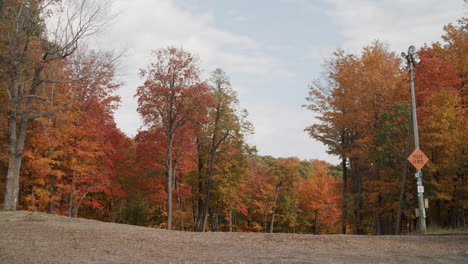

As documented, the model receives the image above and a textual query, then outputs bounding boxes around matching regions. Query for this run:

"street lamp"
[402,45,427,233]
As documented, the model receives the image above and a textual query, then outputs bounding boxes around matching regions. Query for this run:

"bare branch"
[23,95,46,101]
[29,110,54,120]
[214,130,231,151]
[45,0,114,62]
[40,78,85,84]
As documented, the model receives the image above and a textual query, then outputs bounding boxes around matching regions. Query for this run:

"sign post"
[403,45,427,233]
[408,147,429,230]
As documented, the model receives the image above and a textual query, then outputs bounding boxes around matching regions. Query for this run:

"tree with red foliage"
[136,47,213,230]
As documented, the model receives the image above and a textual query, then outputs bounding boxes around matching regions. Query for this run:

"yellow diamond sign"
[408,148,429,170]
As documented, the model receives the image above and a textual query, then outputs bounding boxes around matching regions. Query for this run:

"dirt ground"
[0,211,467,264]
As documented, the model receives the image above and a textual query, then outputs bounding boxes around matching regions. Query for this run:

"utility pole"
[402,45,427,233]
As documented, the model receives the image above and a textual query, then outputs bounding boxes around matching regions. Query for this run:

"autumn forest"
[0,1,466,236]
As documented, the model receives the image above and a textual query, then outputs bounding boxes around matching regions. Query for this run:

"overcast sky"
[89,0,465,164]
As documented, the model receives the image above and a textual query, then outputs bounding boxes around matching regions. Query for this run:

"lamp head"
[412,53,421,65]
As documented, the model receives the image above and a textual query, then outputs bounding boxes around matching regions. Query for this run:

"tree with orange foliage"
[212,141,251,232]
[306,41,410,234]
[191,68,252,232]
[413,21,466,228]
[17,50,121,218]
[1,0,111,210]
[245,155,276,232]
[269,157,301,233]
[299,160,341,234]
[305,50,361,234]
[136,47,213,230]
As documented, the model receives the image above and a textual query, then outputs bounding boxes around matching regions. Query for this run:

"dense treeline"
[0,0,342,234]
[0,0,466,235]
[305,18,467,234]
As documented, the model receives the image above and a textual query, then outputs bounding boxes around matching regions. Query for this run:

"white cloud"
[88,0,290,137]
[81,0,463,163]
[322,0,465,53]
[246,103,340,164]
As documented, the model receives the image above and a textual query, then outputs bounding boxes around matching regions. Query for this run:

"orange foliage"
[299,160,341,234]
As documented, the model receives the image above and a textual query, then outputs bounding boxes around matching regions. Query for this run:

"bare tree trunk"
[460,173,466,228]
[172,153,181,230]
[68,193,73,217]
[229,210,233,232]
[455,173,465,228]
[396,113,413,234]
[175,171,184,230]
[179,186,184,231]
[314,211,319,234]
[375,210,382,235]
[341,157,347,234]
[47,175,56,214]
[201,73,233,232]
[166,133,174,230]
[194,137,205,231]
[4,153,22,210]
[71,205,78,218]
[357,168,363,234]
[213,202,219,231]
[202,103,228,231]
[233,210,237,232]
[202,145,216,232]
[4,97,29,210]
[269,182,282,233]
[352,158,363,234]
[192,192,197,227]
[195,192,204,231]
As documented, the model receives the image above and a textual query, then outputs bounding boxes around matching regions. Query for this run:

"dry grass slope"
[0,211,467,264]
